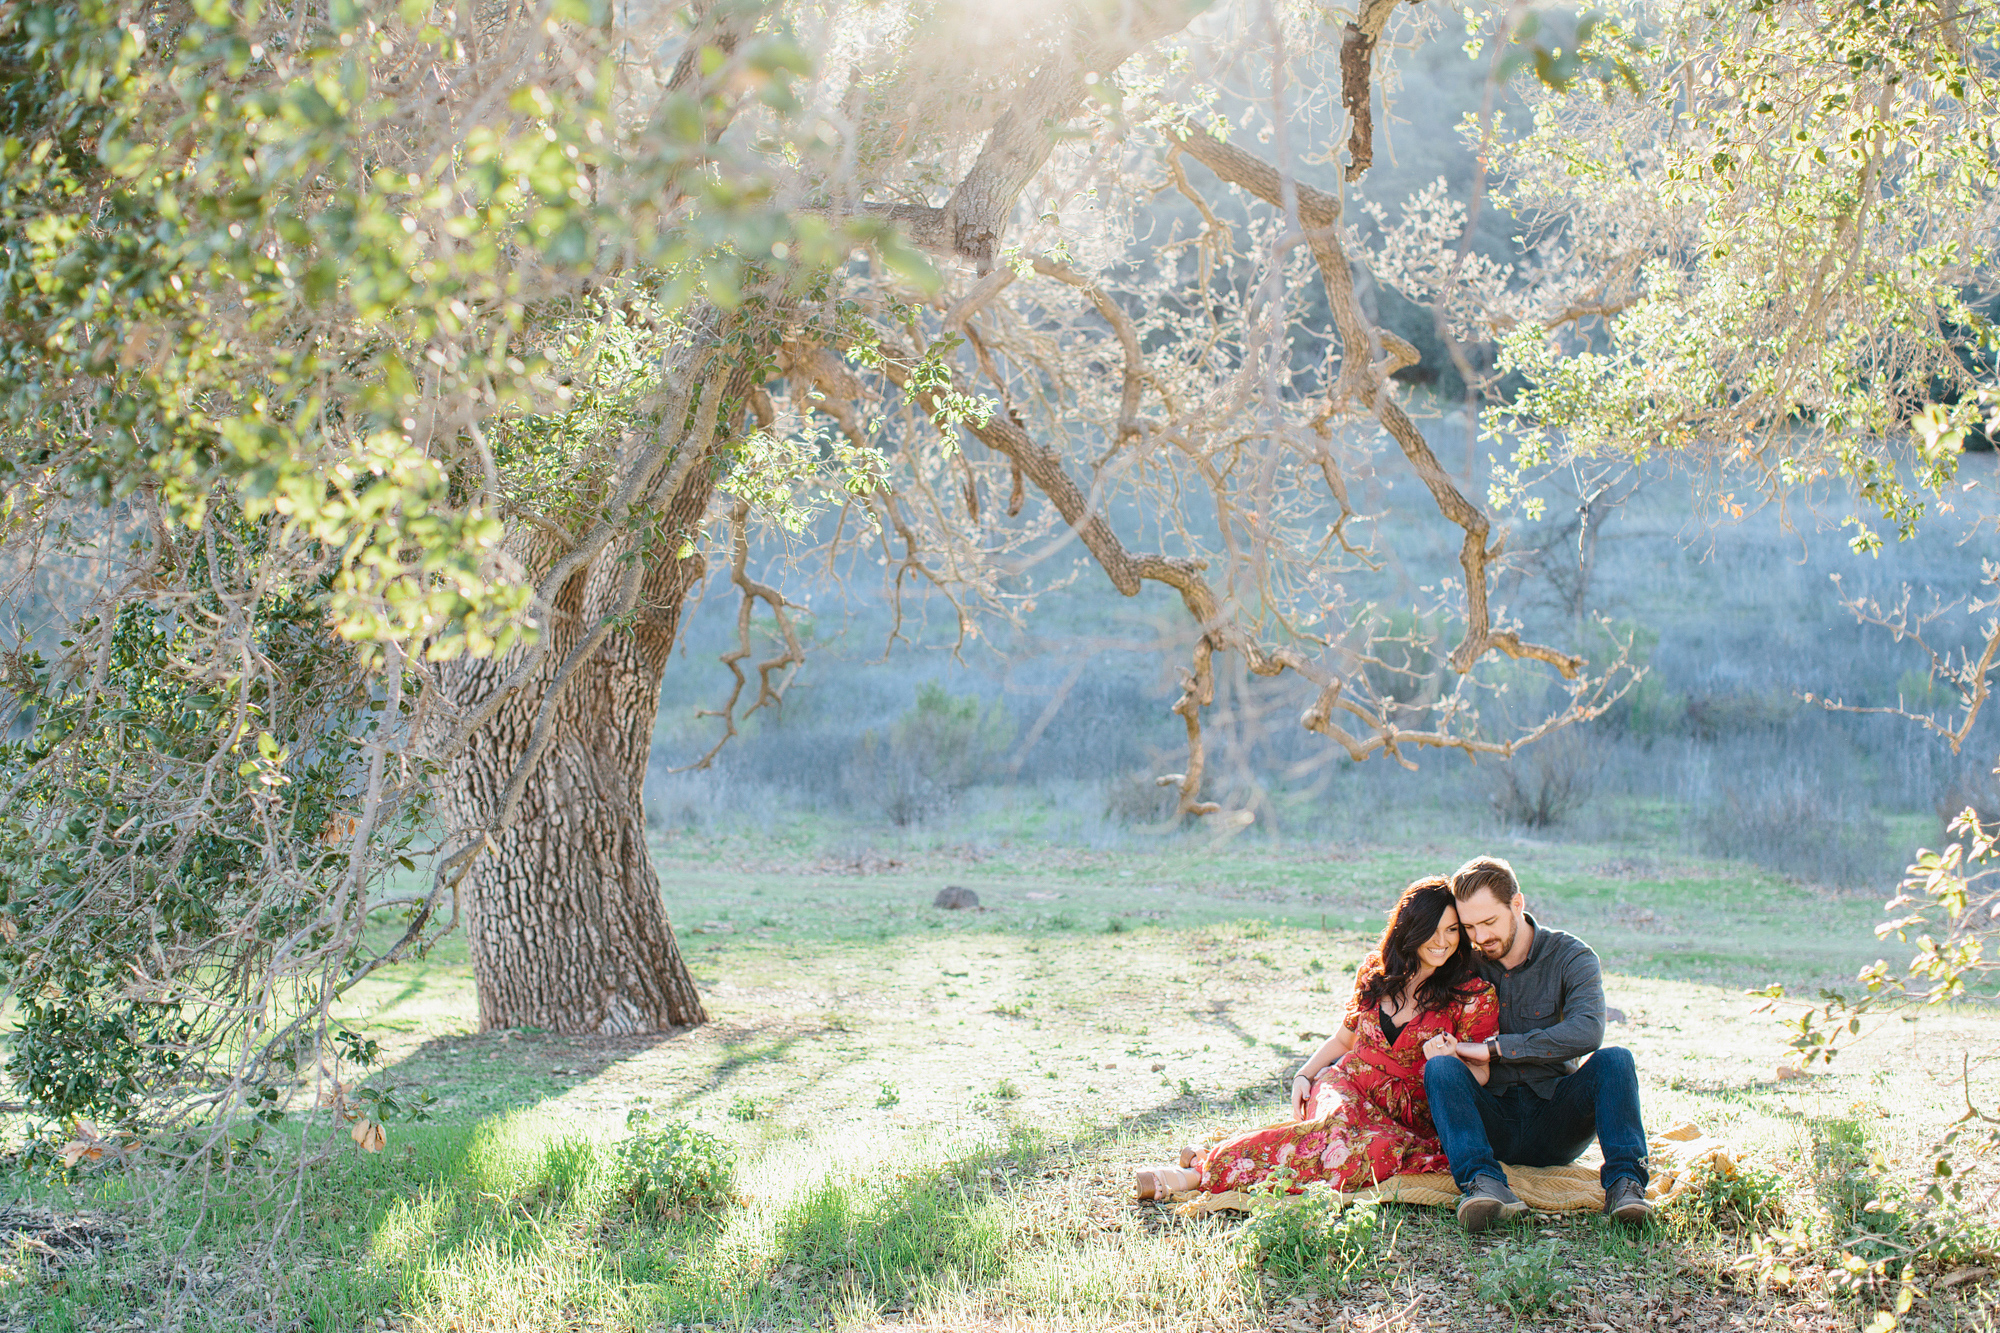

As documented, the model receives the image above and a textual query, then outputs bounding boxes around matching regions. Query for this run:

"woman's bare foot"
[1136,1166,1198,1200]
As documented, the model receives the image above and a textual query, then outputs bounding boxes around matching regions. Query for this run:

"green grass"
[3,827,1994,1331]
[632,812,1902,991]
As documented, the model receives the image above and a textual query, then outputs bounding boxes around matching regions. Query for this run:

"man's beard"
[1479,916,1517,960]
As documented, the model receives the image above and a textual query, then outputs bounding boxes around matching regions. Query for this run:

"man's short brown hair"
[1452,855,1520,906]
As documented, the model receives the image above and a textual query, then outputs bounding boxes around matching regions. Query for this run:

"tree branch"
[1339,0,1421,181]
[1032,255,1146,450]
[1172,119,1584,681]
[877,0,1206,270]
[675,499,808,772]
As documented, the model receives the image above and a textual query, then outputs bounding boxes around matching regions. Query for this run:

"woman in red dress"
[1136,876,1497,1198]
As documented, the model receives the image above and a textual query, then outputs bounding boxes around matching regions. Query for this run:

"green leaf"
[877,231,942,293]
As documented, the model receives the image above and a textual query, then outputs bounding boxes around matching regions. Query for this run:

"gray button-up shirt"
[1473,913,1606,1099]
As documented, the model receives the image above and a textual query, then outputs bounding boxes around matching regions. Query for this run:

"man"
[1424,855,1650,1230]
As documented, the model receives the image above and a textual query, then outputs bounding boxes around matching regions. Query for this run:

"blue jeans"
[1422,1047,1648,1191]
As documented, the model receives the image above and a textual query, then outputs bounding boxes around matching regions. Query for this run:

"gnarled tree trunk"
[433,466,716,1035]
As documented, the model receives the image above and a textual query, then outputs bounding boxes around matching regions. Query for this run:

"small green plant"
[1671,1157,1786,1230]
[991,1078,1021,1100]
[613,1113,736,1218]
[728,1094,760,1122]
[1911,1200,2000,1269]
[875,1082,900,1108]
[1104,917,1127,934]
[1808,1118,2000,1289]
[1475,1237,1573,1315]
[1177,1077,1195,1098]
[1236,1174,1379,1289]
[1305,958,1325,974]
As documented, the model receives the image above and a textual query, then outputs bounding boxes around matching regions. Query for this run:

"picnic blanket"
[1170,1121,1732,1217]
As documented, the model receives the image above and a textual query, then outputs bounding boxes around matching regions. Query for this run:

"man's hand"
[1455,1041,1493,1062]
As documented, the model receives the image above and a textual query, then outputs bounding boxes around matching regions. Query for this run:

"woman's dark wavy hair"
[1355,876,1478,1014]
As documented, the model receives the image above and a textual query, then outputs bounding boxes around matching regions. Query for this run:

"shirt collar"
[1518,911,1544,967]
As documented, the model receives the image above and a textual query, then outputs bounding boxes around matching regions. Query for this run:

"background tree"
[1411,0,2000,1303]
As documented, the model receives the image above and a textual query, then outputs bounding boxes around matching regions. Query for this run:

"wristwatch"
[1486,1038,1501,1062]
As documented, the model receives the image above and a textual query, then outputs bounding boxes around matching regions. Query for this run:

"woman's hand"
[1421,1031,1457,1061]
[1292,1021,1358,1120]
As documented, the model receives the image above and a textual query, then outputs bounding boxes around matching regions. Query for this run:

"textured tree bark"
[432,464,716,1035]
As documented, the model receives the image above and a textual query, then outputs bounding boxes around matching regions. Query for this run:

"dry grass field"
[3,832,1997,1333]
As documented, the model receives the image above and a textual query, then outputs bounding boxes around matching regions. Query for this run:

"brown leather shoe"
[1605,1177,1652,1225]
[1456,1174,1527,1231]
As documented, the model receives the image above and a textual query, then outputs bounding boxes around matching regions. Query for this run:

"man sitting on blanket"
[1425,855,1651,1230]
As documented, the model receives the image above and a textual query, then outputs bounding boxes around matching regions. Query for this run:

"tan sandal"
[1136,1170,1162,1201]
[1179,1145,1199,1170]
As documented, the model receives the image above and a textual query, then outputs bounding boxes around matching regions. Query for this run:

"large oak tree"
[3,0,1992,1158]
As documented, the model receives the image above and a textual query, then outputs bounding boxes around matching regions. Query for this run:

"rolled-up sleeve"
[1495,943,1604,1063]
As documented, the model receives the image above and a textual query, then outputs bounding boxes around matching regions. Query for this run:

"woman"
[1136,876,1497,1199]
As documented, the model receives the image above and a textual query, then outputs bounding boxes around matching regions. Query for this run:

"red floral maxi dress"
[1194,956,1499,1194]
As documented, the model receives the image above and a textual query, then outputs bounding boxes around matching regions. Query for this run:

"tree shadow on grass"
[370,1016,845,1120]
[618,1088,1760,1330]
[342,1092,1221,1327]
[668,1023,833,1109]
[224,1072,1764,1333]
[266,1111,1068,1330]
[627,1119,1170,1327]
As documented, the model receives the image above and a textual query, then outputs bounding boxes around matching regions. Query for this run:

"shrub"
[845,683,1012,825]
[1809,1117,2000,1279]
[613,1115,735,1218]
[1236,1175,1380,1289]
[1475,1237,1573,1315]
[1810,1117,1879,1238]
[1670,1157,1786,1230]
[1361,607,1446,709]
[1936,760,2000,826]
[1102,772,1178,825]
[1693,771,1896,887]
[1487,729,1596,828]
